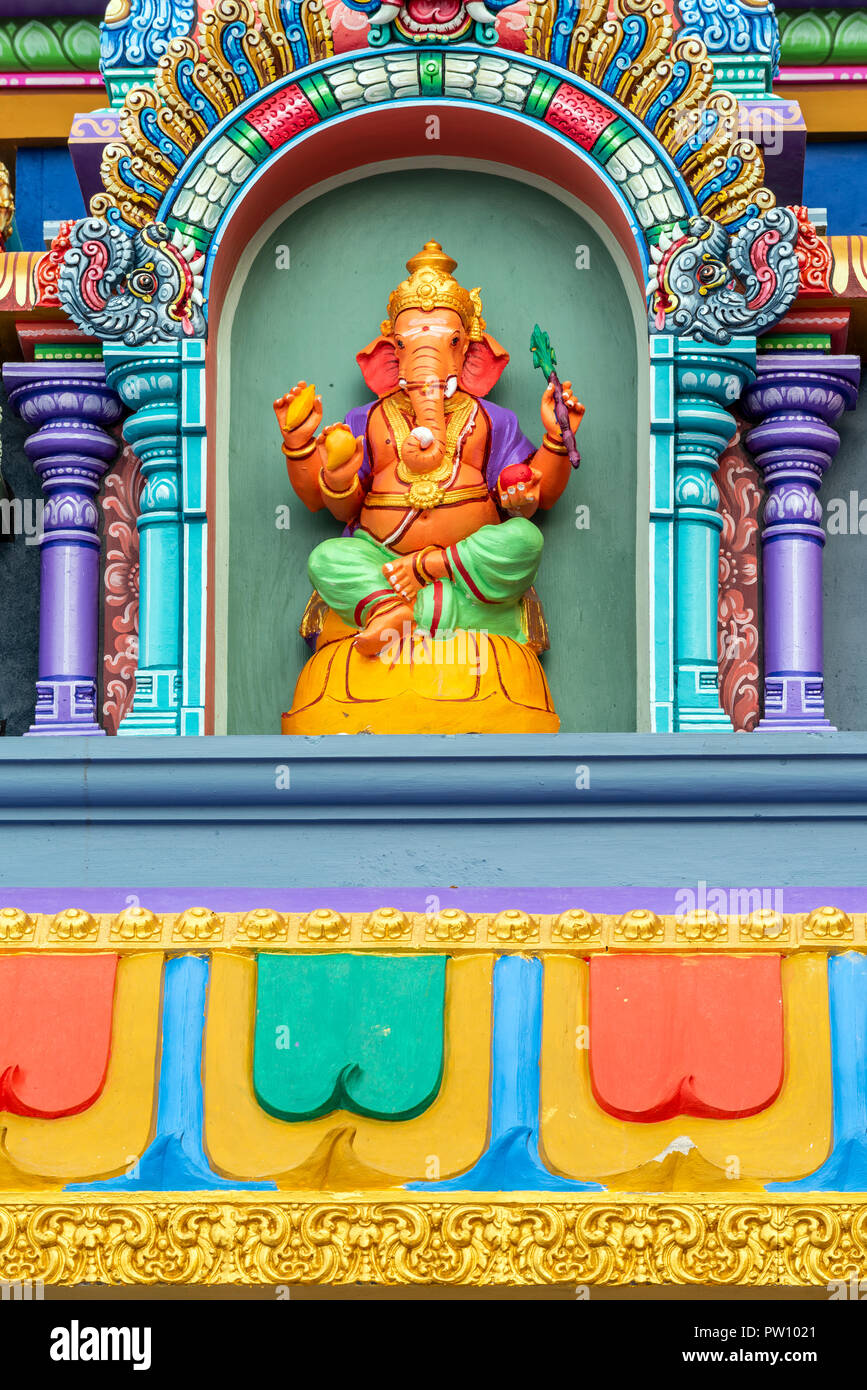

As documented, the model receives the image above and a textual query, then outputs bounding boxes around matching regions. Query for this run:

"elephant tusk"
[369,3,400,23]
[444,375,458,399]
[466,1,498,21]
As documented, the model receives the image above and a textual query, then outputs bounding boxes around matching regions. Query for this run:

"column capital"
[744,354,860,429]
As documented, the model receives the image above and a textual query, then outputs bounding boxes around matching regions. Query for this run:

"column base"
[757,717,837,733]
[117,710,182,736]
[674,666,734,733]
[25,680,104,735]
[116,668,181,736]
[676,708,735,732]
[761,676,833,731]
[25,724,105,737]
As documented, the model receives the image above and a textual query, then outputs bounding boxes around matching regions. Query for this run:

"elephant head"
[647,208,799,346]
[58,218,206,346]
[356,241,509,473]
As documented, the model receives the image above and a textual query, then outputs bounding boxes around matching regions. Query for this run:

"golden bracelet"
[543,433,568,455]
[318,467,361,500]
[413,546,439,585]
[282,439,318,460]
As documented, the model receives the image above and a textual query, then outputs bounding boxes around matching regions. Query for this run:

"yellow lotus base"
[282,631,559,734]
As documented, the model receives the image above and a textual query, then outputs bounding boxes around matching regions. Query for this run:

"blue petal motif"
[68,956,274,1192]
[769,953,867,1192]
[409,956,602,1192]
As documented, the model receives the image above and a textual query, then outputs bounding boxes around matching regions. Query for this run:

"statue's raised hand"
[540,379,584,440]
[498,464,543,518]
[274,381,323,451]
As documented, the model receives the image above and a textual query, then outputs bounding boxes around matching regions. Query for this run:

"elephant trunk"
[399,345,455,473]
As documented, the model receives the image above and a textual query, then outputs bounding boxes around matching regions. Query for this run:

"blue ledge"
[4,732,867,889]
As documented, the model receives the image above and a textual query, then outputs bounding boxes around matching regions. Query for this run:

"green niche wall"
[226,168,640,733]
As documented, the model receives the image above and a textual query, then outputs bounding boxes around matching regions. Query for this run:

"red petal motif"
[0,955,117,1118]
[589,955,784,1122]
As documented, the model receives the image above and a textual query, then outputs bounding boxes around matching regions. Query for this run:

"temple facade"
[1,0,867,1291]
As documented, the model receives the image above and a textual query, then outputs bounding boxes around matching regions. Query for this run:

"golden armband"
[318,468,361,501]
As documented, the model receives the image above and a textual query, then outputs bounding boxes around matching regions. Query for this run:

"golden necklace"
[382,392,477,510]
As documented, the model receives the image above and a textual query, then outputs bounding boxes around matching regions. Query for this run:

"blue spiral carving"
[100,0,197,71]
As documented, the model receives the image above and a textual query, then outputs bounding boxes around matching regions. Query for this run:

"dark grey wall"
[0,381,39,735]
[823,383,867,732]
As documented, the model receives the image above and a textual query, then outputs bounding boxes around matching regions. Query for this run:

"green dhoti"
[308,519,543,643]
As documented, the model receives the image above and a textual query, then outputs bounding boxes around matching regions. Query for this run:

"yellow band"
[414,546,439,585]
[364,484,490,510]
[543,434,568,455]
[319,468,361,500]
[283,440,317,460]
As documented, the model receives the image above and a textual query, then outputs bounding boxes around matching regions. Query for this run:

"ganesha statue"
[275,242,584,734]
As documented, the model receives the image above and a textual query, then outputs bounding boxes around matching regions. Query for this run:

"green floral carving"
[778,9,867,65]
[0,19,100,72]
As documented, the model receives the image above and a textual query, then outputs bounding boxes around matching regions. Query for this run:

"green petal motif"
[0,19,100,72]
[778,10,867,66]
[254,954,447,1122]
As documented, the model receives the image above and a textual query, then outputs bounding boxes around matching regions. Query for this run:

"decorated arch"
[53,0,802,734]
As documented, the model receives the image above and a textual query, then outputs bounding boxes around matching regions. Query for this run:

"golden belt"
[363,482,491,510]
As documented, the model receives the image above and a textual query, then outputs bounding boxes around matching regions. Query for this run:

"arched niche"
[214,158,648,733]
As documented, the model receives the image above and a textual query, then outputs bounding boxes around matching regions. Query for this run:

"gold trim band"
[363,484,490,509]
[283,441,317,460]
[543,433,568,454]
[318,468,360,500]
[0,905,862,951]
[0,1194,864,1286]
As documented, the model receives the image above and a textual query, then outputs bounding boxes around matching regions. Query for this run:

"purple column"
[743,355,860,731]
[3,362,122,735]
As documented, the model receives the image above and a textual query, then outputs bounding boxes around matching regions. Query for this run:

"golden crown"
[382,242,486,341]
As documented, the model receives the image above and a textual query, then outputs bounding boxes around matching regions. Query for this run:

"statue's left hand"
[274,381,323,450]
[540,379,585,439]
[498,465,543,517]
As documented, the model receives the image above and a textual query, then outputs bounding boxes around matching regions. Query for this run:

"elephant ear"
[356,336,400,397]
[460,333,509,397]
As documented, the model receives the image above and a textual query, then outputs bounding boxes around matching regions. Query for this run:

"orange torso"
[357,391,501,552]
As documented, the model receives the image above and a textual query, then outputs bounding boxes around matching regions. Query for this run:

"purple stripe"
[3,886,866,913]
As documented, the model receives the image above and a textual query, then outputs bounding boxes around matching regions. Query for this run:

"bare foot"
[354,601,414,656]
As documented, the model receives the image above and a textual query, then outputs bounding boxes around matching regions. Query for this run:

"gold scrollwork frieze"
[0,905,864,953]
[0,1194,865,1285]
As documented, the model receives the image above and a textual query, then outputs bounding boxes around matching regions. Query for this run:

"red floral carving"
[792,205,832,297]
[544,84,616,151]
[101,443,143,735]
[35,219,75,308]
[717,413,761,732]
[246,85,320,150]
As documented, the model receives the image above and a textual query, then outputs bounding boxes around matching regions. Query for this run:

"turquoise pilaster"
[105,344,184,736]
[104,340,207,737]
[653,337,756,732]
[180,339,208,736]
[649,338,677,733]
